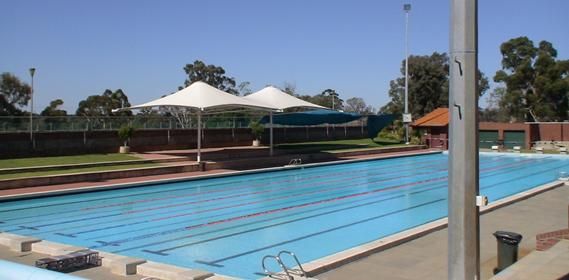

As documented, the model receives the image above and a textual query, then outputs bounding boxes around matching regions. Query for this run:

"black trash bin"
[493,231,523,274]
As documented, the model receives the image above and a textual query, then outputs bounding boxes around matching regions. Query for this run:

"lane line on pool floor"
[115,159,567,255]
[0,154,446,214]
[0,157,450,222]
[101,158,567,251]
[0,156,520,229]
[199,198,447,266]
[1,156,544,235]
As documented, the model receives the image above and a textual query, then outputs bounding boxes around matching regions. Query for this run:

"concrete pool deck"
[316,182,569,280]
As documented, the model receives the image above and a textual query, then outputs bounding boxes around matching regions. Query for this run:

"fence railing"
[0,116,367,133]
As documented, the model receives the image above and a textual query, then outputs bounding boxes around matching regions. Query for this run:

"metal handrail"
[277,250,307,277]
[287,158,302,166]
[262,255,293,280]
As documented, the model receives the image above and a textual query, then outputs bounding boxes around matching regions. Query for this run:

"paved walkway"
[316,184,569,280]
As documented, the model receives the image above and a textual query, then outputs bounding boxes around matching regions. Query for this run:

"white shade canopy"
[244,86,327,111]
[128,81,275,112]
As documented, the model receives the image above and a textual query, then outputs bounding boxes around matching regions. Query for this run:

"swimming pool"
[1,152,568,279]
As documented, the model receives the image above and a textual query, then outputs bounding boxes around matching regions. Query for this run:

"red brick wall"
[0,126,368,158]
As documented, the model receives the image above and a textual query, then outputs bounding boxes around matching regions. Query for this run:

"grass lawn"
[0,153,142,169]
[0,163,158,180]
[275,138,406,152]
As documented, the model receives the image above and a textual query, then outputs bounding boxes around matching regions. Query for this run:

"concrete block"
[137,261,213,280]
[31,240,86,256]
[0,232,41,252]
[98,251,146,275]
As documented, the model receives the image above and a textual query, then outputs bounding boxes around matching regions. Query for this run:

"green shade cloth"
[367,114,396,138]
[260,110,362,125]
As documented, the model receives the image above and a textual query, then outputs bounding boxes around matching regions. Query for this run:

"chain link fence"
[0,115,366,133]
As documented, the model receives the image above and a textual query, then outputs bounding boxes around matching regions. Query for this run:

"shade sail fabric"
[367,114,396,138]
[128,81,275,111]
[260,109,362,125]
[243,86,326,111]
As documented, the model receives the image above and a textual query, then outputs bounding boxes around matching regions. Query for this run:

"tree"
[76,89,131,117]
[105,89,131,116]
[380,52,489,118]
[181,60,238,95]
[237,81,252,96]
[41,99,67,116]
[0,72,31,116]
[494,37,569,121]
[320,89,343,110]
[344,97,374,114]
[282,82,297,95]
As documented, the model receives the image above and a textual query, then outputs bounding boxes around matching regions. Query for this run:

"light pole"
[403,4,411,144]
[29,68,36,144]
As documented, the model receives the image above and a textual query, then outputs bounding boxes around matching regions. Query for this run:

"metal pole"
[332,94,335,110]
[29,68,36,144]
[197,110,202,162]
[404,4,411,144]
[448,0,480,279]
[270,111,274,156]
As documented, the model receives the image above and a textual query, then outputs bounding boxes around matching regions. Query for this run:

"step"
[492,240,569,279]
[31,240,86,256]
[98,251,146,275]
[0,232,41,252]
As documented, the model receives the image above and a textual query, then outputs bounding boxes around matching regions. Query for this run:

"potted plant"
[249,121,264,147]
[117,125,135,153]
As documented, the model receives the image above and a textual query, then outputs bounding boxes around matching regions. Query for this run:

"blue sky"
[1,0,568,113]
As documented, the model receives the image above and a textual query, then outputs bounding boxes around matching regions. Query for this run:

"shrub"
[249,121,265,140]
[117,125,135,146]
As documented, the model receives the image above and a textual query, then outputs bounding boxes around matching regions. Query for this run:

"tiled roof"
[411,107,449,127]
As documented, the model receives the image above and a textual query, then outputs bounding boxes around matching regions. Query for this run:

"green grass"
[0,163,158,180]
[0,154,141,169]
[275,138,406,152]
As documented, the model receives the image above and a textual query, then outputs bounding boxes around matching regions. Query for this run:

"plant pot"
[119,146,131,154]
[252,140,260,147]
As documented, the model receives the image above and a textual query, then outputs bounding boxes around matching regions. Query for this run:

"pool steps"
[0,233,233,280]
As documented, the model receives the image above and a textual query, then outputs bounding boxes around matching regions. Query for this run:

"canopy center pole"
[270,111,274,156]
[197,109,202,163]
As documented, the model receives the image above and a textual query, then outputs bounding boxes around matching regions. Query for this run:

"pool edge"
[0,150,442,202]
[300,180,566,277]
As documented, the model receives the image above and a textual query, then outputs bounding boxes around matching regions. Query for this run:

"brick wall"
[0,125,368,158]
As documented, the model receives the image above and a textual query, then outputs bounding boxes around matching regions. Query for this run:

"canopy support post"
[270,111,274,156]
[197,109,202,163]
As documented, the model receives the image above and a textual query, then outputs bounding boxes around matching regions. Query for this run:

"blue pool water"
[1,152,568,279]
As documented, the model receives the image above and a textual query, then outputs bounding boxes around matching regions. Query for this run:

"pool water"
[1,152,568,279]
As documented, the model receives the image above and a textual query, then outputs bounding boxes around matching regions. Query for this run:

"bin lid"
[493,231,523,245]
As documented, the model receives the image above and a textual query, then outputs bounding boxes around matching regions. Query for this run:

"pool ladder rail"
[285,158,302,167]
[262,250,312,280]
